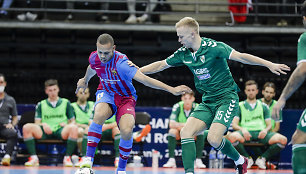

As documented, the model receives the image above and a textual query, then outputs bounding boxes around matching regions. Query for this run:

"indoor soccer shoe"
[63,156,73,167]
[1,157,10,166]
[133,124,151,142]
[255,157,266,169]
[163,158,176,168]
[24,157,39,167]
[247,157,254,169]
[114,157,119,168]
[80,156,93,168]
[194,158,206,168]
[235,156,248,174]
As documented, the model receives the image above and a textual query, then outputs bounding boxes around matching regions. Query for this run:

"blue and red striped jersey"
[89,50,138,99]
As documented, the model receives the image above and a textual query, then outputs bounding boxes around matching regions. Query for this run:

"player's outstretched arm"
[133,69,192,96]
[139,60,170,74]
[230,50,290,75]
[75,65,96,94]
[272,62,306,120]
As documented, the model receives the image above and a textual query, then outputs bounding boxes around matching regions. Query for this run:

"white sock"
[234,155,244,165]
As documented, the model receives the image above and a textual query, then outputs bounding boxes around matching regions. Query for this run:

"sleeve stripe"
[228,49,235,60]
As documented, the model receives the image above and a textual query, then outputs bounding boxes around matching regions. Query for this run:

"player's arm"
[133,69,191,96]
[76,65,96,94]
[139,60,170,74]
[272,62,306,119]
[230,50,290,75]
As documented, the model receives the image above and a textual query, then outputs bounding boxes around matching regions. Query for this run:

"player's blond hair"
[175,17,199,34]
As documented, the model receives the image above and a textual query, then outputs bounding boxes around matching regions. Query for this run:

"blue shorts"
[95,90,117,115]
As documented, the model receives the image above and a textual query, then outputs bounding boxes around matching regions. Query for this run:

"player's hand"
[59,122,67,127]
[172,85,192,96]
[242,128,251,141]
[258,130,267,139]
[272,99,285,121]
[41,123,52,135]
[75,78,88,94]
[127,60,139,69]
[268,63,290,75]
[4,123,14,129]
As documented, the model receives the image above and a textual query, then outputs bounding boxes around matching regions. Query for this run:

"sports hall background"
[0,0,305,170]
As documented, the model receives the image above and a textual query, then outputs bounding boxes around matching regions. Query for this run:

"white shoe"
[136,14,148,23]
[194,158,206,169]
[80,156,93,168]
[26,12,37,21]
[17,13,26,21]
[116,170,126,174]
[247,157,254,169]
[125,15,137,24]
[24,156,39,166]
[75,156,84,167]
[255,157,266,169]
[163,158,176,168]
[63,156,73,167]
[114,157,119,168]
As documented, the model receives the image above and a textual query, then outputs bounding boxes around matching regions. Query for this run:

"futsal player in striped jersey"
[75,33,191,174]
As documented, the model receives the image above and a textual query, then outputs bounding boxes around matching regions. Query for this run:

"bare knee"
[180,126,195,139]
[207,132,223,148]
[23,123,35,137]
[68,124,78,138]
[227,131,245,143]
[120,125,134,140]
[169,128,179,136]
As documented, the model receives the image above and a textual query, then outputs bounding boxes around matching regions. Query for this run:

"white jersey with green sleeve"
[166,37,239,100]
[297,32,306,65]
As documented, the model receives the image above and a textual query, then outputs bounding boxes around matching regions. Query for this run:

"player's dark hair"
[45,79,58,88]
[97,33,114,46]
[263,82,276,91]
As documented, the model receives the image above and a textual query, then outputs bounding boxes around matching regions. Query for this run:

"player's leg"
[211,96,247,174]
[255,132,287,169]
[22,123,43,166]
[115,95,136,173]
[292,110,306,174]
[163,128,179,168]
[81,102,113,168]
[180,116,207,174]
[61,124,78,166]
[112,126,120,167]
[195,130,206,168]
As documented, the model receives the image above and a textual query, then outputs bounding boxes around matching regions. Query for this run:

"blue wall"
[16,104,303,168]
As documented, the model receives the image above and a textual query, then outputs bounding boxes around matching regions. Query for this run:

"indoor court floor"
[0,166,293,174]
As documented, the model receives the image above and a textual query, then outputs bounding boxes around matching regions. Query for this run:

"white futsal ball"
[75,168,94,174]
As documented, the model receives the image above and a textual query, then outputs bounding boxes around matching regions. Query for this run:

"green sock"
[196,135,204,158]
[24,137,36,155]
[82,134,88,156]
[181,138,196,173]
[168,135,176,158]
[217,138,240,161]
[114,134,120,157]
[235,142,250,157]
[66,138,77,156]
[262,143,283,160]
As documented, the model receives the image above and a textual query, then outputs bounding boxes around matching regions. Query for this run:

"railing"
[0,0,304,25]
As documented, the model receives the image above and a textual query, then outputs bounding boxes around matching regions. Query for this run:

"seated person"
[22,79,78,167]
[163,91,206,168]
[0,73,18,166]
[261,82,282,133]
[227,80,287,169]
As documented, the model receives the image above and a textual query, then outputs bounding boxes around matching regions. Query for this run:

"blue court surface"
[0,166,293,174]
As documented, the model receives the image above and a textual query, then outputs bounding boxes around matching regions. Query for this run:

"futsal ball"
[75,168,94,174]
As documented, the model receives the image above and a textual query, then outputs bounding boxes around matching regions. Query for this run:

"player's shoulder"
[299,32,306,42]
[115,51,128,60]
[88,51,99,64]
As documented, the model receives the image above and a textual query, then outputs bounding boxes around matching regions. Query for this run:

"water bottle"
[217,150,225,168]
[152,149,159,168]
[208,147,216,168]
[50,144,59,165]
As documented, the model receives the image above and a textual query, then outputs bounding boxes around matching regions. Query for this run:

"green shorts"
[237,130,276,144]
[40,126,64,140]
[292,145,306,174]
[297,109,306,133]
[101,129,113,141]
[190,91,239,129]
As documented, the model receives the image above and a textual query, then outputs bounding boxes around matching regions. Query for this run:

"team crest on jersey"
[111,70,117,76]
[200,55,205,63]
